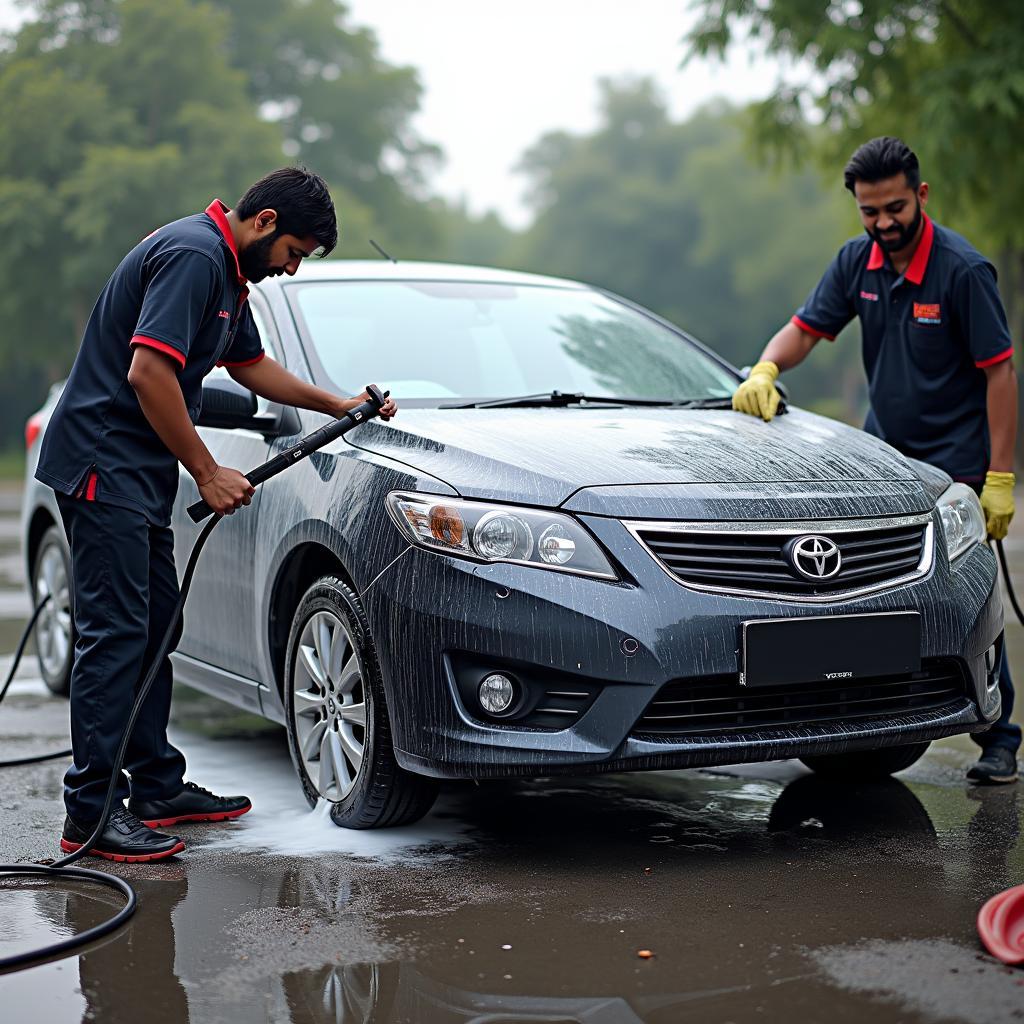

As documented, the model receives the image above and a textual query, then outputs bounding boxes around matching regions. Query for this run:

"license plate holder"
[740,612,921,688]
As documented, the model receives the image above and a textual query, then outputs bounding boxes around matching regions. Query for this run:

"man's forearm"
[229,356,342,416]
[986,360,1018,473]
[761,320,820,372]
[128,348,217,482]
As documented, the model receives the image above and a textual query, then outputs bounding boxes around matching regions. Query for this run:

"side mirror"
[197,378,299,436]
[197,378,257,428]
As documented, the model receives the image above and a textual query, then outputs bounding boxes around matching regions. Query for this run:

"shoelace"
[183,781,226,803]
[108,807,146,833]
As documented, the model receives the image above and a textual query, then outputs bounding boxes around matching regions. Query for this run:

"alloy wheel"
[34,543,72,680]
[291,610,367,801]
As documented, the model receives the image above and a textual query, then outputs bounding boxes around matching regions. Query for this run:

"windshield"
[286,280,738,404]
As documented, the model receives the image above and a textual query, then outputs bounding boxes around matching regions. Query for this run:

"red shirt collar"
[865,213,935,285]
[205,199,246,285]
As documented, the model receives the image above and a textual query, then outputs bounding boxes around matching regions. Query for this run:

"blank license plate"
[740,612,921,688]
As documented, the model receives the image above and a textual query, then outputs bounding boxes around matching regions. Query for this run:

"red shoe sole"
[140,804,251,828]
[59,838,186,863]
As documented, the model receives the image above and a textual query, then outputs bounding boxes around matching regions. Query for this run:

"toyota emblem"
[786,535,842,580]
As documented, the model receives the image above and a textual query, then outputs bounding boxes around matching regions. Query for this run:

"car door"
[172,293,287,686]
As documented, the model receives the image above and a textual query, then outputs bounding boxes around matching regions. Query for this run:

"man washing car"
[35,167,398,861]
[732,136,1020,784]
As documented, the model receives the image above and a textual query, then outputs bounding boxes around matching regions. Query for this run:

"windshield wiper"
[672,396,788,414]
[441,391,682,410]
[440,390,787,413]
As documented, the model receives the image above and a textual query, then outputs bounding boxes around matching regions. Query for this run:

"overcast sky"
[0,0,781,227]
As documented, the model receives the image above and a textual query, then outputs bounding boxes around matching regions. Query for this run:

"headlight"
[935,482,986,562]
[386,492,617,579]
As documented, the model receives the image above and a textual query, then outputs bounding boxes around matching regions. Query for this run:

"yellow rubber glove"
[980,470,1015,540]
[732,360,781,422]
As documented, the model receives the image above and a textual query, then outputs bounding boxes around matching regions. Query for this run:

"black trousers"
[57,494,187,825]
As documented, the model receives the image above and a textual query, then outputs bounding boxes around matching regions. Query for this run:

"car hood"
[347,406,939,518]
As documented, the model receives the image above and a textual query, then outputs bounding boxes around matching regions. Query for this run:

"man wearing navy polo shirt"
[36,167,398,860]
[733,136,1020,785]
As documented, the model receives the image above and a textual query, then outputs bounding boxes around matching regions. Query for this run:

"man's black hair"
[843,137,921,194]
[237,167,337,256]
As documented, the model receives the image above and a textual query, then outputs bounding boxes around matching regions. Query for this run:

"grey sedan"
[22,261,1003,828]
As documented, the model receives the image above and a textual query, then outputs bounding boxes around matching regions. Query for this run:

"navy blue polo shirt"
[793,214,1013,483]
[35,200,265,526]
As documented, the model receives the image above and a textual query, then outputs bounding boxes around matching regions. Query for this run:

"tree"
[0,0,446,447]
[0,0,283,443]
[684,0,1024,342]
[209,0,443,256]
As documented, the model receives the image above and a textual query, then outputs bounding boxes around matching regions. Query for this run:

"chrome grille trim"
[624,513,935,603]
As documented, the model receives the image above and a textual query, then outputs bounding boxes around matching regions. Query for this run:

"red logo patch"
[913,302,941,323]
[217,310,231,319]
[860,290,879,302]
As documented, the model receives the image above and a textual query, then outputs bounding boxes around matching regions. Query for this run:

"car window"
[286,281,737,403]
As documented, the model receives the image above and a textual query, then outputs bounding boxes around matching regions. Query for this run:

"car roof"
[258,259,591,290]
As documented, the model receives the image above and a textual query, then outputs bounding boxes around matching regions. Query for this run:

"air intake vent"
[632,660,967,739]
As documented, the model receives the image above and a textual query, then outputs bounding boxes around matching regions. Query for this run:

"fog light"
[479,673,515,715]
[985,643,1000,695]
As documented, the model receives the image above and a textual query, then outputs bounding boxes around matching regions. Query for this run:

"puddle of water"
[173,726,479,864]
[0,890,92,1022]
[812,938,1024,1023]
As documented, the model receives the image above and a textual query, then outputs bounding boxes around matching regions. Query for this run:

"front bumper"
[363,518,1002,779]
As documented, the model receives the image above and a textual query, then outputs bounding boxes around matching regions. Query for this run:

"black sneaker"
[967,748,1020,785]
[128,781,252,827]
[60,807,185,862]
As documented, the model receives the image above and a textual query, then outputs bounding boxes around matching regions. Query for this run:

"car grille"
[630,518,932,599]
[631,660,967,739]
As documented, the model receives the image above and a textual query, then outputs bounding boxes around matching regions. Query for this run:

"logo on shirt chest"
[859,290,879,302]
[913,302,942,324]
[217,310,231,319]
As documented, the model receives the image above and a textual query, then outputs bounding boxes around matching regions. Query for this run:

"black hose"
[995,538,1024,628]
[0,594,73,767]
[0,515,220,973]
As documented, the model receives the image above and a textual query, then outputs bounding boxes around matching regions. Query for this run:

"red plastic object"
[24,412,43,450]
[977,884,1024,966]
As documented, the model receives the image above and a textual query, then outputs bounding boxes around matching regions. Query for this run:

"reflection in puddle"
[1,767,1021,1024]
[3,688,1022,1024]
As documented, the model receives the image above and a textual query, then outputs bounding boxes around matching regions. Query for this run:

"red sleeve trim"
[791,315,836,341]
[975,346,1014,369]
[130,335,186,369]
[217,351,266,369]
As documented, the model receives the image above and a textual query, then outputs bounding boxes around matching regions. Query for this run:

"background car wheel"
[284,576,438,829]
[31,524,74,697]
[799,741,930,780]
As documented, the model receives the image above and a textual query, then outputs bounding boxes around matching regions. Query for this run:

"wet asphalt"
[0,482,1022,1023]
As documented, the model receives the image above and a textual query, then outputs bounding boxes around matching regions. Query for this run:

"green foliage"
[513,79,866,421]
[209,0,443,255]
[684,0,1024,339]
[684,0,1024,450]
[434,201,519,269]
[0,0,437,444]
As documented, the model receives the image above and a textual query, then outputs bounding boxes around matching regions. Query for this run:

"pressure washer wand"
[187,384,388,523]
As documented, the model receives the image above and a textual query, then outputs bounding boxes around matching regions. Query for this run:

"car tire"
[31,524,75,697]
[799,741,930,780]
[284,575,438,829]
